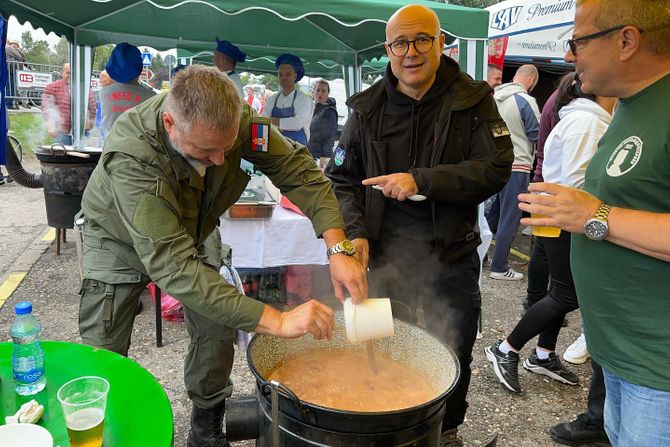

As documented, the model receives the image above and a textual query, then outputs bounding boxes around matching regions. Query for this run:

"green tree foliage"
[259,74,278,92]
[53,36,70,66]
[19,32,68,69]
[146,51,169,88]
[20,31,53,65]
[93,44,114,72]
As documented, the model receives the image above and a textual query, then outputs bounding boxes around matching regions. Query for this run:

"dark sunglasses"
[566,25,625,55]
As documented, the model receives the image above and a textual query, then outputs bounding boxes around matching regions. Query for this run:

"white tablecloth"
[218,196,491,275]
[219,206,328,269]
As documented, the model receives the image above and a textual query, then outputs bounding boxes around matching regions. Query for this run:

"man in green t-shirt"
[518,0,670,445]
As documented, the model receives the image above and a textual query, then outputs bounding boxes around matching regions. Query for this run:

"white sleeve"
[559,117,609,189]
[277,91,314,132]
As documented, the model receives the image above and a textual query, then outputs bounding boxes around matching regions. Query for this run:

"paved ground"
[0,155,598,446]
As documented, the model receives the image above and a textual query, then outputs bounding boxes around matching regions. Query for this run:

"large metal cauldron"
[35,145,102,229]
[226,313,460,446]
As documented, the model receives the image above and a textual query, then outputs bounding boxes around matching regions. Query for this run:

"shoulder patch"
[488,121,510,138]
[250,116,272,152]
[333,147,346,166]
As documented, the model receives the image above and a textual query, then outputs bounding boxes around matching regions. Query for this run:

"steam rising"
[368,234,473,357]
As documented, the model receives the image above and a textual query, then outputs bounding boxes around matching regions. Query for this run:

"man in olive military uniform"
[78,65,367,446]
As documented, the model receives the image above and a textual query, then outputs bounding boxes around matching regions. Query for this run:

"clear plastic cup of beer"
[57,376,109,447]
[530,192,561,237]
[530,214,561,237]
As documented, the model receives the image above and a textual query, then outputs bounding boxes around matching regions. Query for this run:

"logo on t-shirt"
[606,136,643,177]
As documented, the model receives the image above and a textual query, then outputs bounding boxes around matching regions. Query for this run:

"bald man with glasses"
[326,4,513,445]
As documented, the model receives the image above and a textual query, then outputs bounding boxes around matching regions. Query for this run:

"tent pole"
[70,29,93,147]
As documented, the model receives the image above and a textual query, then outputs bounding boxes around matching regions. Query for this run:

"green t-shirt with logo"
[571,73,670,392]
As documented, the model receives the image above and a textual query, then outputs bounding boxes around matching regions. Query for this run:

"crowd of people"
[2,1,669,446]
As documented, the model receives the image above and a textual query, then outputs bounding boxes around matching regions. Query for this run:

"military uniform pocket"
[79,247,145,351]
[84,246,142,284]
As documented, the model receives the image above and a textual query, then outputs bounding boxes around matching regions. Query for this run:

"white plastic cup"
[343,297,394,343]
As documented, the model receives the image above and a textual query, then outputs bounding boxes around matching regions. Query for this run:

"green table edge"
[0,340,174,446]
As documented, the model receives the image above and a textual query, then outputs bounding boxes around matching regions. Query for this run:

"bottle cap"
[15,301,33,315]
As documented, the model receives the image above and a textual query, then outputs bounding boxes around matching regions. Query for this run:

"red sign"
[141,68,155,81]
[488,37,509,69]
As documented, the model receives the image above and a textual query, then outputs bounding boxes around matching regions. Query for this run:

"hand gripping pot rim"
[343,297,395,343]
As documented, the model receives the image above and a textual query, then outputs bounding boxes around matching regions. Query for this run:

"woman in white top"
[486,73,617,393]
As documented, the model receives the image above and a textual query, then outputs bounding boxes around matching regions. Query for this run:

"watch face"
[341,240,356,255]
[585,219,608,240]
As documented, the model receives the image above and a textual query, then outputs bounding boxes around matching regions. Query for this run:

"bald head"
[386,4,440,42]
[61,63,71,84]
[99,70,113,88]
[513,64,539,93]
[385,4,445,100]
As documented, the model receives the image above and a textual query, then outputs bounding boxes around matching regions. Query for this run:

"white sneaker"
[489,268,524,281]
[563,333,590,364]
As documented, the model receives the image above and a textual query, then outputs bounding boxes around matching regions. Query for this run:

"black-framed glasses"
[566,26,625,55]
[386,34,441,57]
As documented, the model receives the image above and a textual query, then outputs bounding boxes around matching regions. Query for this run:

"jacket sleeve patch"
[250,117,271,152]
[488,121,510,138]
[333,146,346,166]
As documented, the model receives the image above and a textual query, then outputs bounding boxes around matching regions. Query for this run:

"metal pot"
[34,145,102,229]
[227,313,460,446]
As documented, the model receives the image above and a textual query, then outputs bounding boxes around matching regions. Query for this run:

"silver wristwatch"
[584,204,613,241]
[326,239,356,258]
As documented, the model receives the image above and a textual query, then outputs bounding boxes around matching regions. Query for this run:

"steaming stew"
[267,348,438,412]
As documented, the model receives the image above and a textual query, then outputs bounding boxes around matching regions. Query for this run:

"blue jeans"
[603,368,670,446]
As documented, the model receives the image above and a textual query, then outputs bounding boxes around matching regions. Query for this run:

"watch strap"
[594,203,613,222]
[326,240,355,258]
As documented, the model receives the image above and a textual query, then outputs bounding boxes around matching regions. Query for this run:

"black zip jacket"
[308,97,338,158]
[326,56,513,262]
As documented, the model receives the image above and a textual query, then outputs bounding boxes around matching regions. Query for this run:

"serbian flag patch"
[250,118,271,152]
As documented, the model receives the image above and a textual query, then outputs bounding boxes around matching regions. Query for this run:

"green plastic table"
[0,341,173,446]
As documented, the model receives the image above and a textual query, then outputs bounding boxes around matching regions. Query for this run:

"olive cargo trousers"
[78,240,236,409]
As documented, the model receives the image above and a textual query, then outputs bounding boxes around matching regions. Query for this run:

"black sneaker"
[485,340,521,393]
[550,414,610,446]
[523,350,579,385]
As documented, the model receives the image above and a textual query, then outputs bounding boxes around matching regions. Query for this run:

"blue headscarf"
[106,42,143,83]
[275,53,305,82]
[215,38,246,63]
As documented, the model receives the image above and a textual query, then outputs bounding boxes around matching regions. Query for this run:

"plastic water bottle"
[10,302,46,395]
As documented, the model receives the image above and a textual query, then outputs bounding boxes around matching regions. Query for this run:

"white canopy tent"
[447,0,575,69]
[487,0,574,64]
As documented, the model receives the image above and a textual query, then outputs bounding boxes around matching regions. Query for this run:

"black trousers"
[585,360,606,428]
[369,242,480,431]
[526,236,550,308]
[507,231,578,351]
